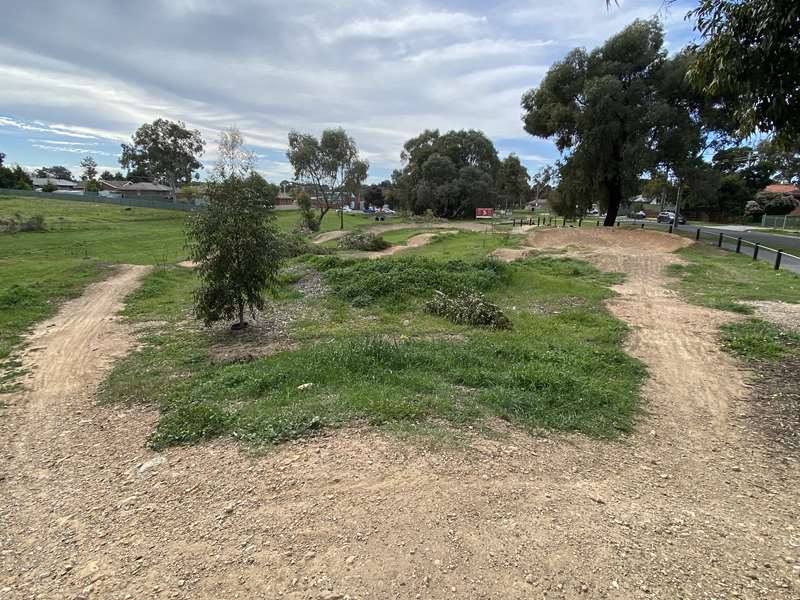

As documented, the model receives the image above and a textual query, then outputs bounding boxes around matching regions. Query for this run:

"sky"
[1,0,698,183]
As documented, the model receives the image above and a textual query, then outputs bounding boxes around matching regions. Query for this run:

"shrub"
[337,231,390,251]
[296,190,319,232]
[278,232,332,258]
[0,214,45,234]
[313,255,508,306]
[425,290,512,329]
[755,190,798,216]
[41,181,58,193]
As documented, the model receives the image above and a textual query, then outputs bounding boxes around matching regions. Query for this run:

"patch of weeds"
[338,231,390,251]
[425,290,511,329]
[309,255,509,307]
[719,319,800,361]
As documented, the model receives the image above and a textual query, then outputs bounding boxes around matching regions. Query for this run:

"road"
[699,225,800,252]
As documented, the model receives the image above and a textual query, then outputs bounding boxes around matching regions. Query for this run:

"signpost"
[476,207,494,219]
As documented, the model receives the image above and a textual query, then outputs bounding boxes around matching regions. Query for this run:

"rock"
[732,465,742,472]
[137,456,166,474]
[297,383,314,391]
[525,574,535,584]
[345,555,355,565]
[320,593,344,600]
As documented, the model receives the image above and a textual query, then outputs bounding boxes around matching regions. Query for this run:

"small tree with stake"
[188,127,282,330]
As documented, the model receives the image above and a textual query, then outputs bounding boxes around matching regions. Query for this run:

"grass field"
[0,196,359,388]
[666,243,800,313]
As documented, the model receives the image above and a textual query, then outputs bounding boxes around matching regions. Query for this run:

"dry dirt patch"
[1,233,799,599]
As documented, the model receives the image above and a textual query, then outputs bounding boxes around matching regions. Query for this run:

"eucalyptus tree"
[188,127,281,330]
[286,128,368,224]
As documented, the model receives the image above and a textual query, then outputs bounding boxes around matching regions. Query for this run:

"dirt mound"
[527,227,692,253]
[491,247,536,262]
[362,231,456,258]
[312,230,349,244]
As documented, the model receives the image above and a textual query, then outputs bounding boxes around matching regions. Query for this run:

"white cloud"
[327,11,487,41]
[405,38,552,64]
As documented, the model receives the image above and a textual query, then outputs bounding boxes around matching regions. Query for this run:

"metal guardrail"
[0,187,197,212]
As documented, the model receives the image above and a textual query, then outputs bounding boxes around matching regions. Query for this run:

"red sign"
[475,207,494,219]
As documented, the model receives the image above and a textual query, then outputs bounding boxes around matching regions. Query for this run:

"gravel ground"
[1,232,799,599]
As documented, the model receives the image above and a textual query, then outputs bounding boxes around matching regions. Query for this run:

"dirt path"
[312,221,492,244]
[2,234,798,599]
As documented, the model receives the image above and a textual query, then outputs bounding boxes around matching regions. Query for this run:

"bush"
[425,290,512,329]
[337,231,390,251]
[41,181,58,193]
[0,214,46,234]
[296,190,319,232]
[312,255,508,306]
[755,191,798,216]
[278,232,332,258]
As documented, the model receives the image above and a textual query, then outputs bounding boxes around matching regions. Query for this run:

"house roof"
[32,177,78,187]
[124,182,172,192]
[763,184,800,194]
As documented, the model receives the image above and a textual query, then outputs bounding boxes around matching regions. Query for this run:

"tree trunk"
[604,176,622,226]
[238,301,245,328]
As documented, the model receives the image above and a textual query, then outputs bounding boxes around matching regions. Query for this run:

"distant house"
[32,177,79,191]
[275,191,295,207]
[98,180,172,199]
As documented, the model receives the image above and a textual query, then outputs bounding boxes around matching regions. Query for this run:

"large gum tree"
[522,19,668,225]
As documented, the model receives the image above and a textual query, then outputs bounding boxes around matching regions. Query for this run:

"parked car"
[633,210,647,219]
[656,211,686,224]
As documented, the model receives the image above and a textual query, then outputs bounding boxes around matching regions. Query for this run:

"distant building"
[99,180,172,199]
[32,177,79,191]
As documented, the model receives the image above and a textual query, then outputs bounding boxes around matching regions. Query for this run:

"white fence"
[762,214,800,229]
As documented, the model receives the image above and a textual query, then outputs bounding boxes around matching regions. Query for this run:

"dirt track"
[2,231,798,599]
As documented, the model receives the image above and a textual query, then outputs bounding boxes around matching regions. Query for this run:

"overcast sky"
[1,0,696,182]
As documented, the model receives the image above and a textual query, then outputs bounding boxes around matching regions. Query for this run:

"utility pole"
[673,182,683,232]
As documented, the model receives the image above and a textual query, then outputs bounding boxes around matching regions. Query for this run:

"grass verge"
[719,319,800,361]
[666,243,800,313]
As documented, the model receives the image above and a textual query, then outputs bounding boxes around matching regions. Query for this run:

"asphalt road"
[699,226,800,252]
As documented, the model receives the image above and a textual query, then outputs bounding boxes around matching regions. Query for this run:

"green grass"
[667,243,800,313]
[719,319,800,361]
[0,196,369,386]
[406,230,524,260]
[101,252,646,449]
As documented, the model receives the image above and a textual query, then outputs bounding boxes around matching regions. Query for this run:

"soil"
[312,221,492,245]
[2,230,799,599]
[744,301,800,333]
[359,231,457,259]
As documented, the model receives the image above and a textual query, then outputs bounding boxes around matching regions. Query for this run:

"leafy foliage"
[688,0,800,140]
[497,154,530,210]
[425,290,511,329]
[33,165,73,180]
[337,231,390,251]
[120,118,205,192]
[393,129,500,218]
[286,128,368,220]
[295,190,319,232]
[0,164,33,190]
[754,191,798,216]
[188,129,281,328]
